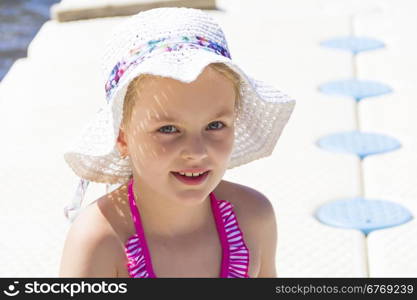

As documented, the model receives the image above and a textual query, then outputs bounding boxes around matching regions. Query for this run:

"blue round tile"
[318,79,392,102]
[316,131,401,159]
[320,36,385,54]
[315,197,413,235]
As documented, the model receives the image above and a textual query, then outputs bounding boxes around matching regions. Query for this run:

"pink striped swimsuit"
[124,178,250,278]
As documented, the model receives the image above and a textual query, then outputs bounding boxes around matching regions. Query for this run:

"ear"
[116,127,129,158]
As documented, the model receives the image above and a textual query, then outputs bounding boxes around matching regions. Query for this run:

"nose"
[181,134,209,161]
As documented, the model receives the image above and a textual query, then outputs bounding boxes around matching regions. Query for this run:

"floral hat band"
[105,35,232,101]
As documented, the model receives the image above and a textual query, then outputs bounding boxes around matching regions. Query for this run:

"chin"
[173,189,211,206]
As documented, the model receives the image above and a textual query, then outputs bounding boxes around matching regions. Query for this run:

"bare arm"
[256,195,278,278]
[59,207,119,277]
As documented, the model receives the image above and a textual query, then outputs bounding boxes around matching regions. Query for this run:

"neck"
[129,174,213,239]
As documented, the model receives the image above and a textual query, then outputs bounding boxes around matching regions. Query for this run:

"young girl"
[59,7,295,278]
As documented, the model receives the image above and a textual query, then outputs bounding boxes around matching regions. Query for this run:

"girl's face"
[117,66,236,205]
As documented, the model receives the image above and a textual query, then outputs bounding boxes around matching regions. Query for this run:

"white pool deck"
[0,0,416,277]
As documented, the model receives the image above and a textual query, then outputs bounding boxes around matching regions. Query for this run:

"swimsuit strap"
[210,192,250,278]
[127,178,156,277]
[126,178,249,278]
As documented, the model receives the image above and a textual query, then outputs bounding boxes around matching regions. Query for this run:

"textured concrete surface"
[51,0,216,22]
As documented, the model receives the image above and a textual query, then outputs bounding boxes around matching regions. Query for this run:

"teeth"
[178,171,205,177]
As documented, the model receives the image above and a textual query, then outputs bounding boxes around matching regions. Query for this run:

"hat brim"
[64,47,295,184]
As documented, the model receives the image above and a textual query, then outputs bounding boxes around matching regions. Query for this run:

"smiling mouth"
[171,170,210,177]
[170,171,210,185]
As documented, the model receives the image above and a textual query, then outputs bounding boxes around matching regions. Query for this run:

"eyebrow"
[150,109,234,123]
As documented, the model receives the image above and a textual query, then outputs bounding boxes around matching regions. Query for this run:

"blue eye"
[158,122,225,134]
[207,121,225,130]
[158,125,178,134]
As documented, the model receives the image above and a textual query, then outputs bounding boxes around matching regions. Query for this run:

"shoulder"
[217,179,275,224]
[216,180,278,277]
[59,200,125,277]
[68,200,118,245]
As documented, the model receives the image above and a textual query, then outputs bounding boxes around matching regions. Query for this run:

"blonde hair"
[121,63,242,129]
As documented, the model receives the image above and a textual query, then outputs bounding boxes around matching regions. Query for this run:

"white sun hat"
[63,7,296,221]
